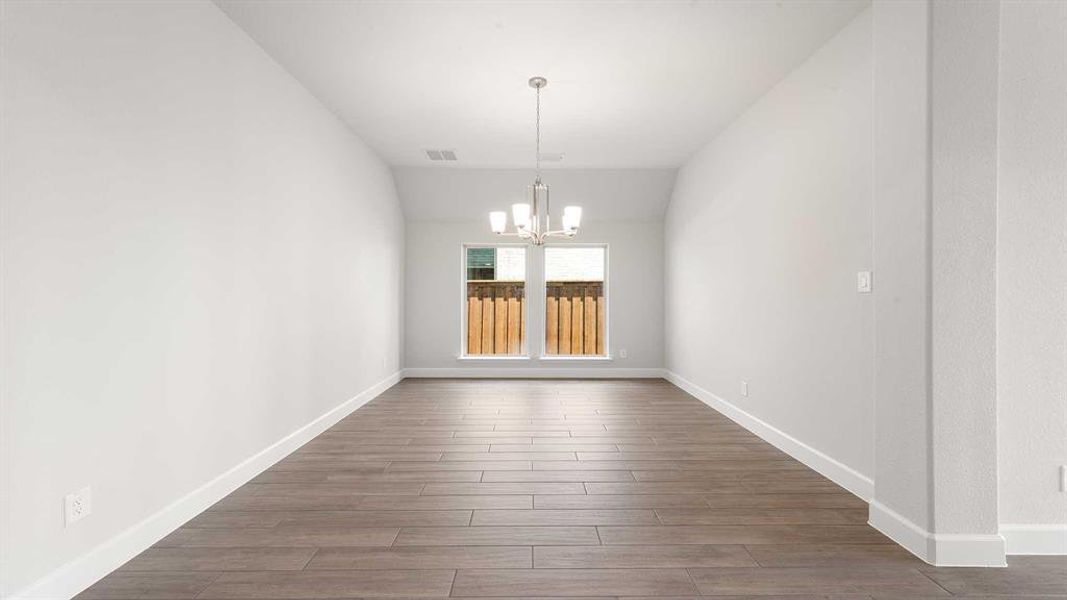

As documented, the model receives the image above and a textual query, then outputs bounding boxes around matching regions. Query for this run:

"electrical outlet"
[65,486,91,526]
[382,356,388,372]
[618,348,628,359]
[741,381,749,397]
[1060,465,1066,492]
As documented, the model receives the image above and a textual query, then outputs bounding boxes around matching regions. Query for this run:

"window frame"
[459,243,531,360]
[539,242,610,360]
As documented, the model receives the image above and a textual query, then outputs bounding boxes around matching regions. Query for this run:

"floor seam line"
[916,567,956,596]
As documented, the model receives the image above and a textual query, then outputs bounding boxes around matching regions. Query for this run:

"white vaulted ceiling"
[215,0,868,169]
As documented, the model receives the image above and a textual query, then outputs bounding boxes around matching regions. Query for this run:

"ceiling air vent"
[425,149,458,162]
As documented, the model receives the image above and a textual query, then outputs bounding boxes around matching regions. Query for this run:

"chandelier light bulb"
[563,206,582,231]
[512,203,531,230]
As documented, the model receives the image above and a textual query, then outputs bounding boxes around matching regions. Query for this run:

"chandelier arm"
[493,225,535,238]
[541,229,578,237]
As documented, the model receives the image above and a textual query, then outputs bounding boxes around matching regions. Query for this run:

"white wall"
[399,168,666,375]
[0,1,404,596]
[404,219,663,374]
[928,0,1002,546]
[664,10,873,482]
[869,0,1062,563]
[996,0,1067,544]
[401,168,665,373]
[394,167,676,221]
[869,0,934,536]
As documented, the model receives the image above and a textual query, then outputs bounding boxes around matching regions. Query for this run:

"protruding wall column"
[870,0,1005,566]
[928,0,1002,565]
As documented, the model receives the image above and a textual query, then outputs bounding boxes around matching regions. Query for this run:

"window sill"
[456,355,531,361]
[539,355,613,361]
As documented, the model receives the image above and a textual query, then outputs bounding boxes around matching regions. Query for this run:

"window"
[544,245,607,356]
[464,245,526,356]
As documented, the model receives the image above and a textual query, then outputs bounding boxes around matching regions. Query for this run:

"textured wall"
[929,0,1001,538]
[996,0,1067,529]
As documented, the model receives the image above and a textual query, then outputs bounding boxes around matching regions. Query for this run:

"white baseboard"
[664,370,874,500]
[868,500,1007,566]
[402,367,667,379]
[663,370,1008,567]
[8,371,403,600]
[1001,524,1067,555]
[934,533,1007,566]
[868,500,935,561]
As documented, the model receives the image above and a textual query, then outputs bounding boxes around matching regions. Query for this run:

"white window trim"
[539,242,610,360]
[539,355,613,362]
[456,355,531,361]
[459,243,530,359]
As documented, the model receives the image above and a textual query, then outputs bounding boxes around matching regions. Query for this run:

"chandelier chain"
[487,76,579,245]
[535,84,541,182]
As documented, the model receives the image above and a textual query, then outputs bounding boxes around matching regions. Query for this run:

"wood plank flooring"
[77,379,1066,599]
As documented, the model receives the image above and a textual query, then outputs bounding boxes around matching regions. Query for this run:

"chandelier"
[489,76,581,245]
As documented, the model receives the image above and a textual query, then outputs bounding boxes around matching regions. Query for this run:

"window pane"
[466,247,495,280]
[495,247,526,281]
[465,246,526,356]
[544,246,606,356]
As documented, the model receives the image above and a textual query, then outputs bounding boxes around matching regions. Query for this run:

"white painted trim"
[869,499,935,561]
[662,372,1008,567]
[538,356,614,361]
[931,533,1006,567]
[8,371,404,600]
[1001,524,1067,555]
[664,370,874,500]
[868,500,1007,566]
[402,367,665,379]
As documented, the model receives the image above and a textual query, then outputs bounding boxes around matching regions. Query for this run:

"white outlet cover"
[619,348,628,359]
[65,486,92,526]
[741,381,749,397]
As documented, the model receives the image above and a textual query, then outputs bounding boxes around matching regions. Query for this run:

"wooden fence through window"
[466,280,605,356]
[545,281,605,356]
[466,281,526,355]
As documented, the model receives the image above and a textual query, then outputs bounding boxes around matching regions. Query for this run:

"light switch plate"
[857,271,872,293]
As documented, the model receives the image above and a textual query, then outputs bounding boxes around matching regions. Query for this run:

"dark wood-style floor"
[78,379,1066,599]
